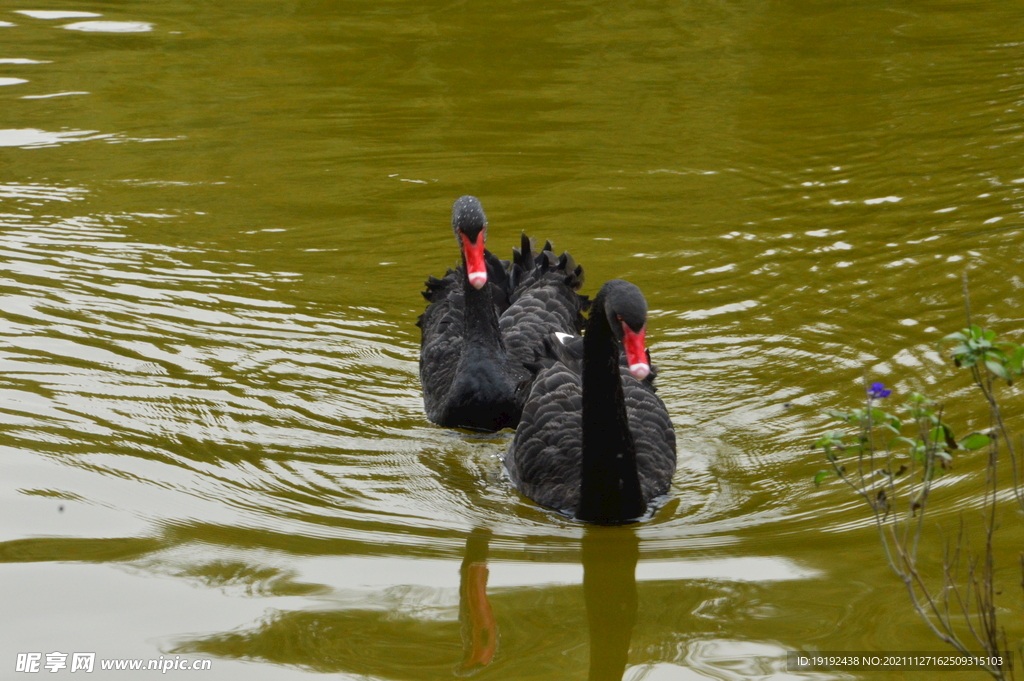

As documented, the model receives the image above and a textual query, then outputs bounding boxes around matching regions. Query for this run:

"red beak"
[621,322,649,380]
[461,232,487,289]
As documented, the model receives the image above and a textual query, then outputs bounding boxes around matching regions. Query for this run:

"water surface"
[3,0,1024,678]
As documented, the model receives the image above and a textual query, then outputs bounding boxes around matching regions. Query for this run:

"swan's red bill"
[621,322,650,380]
[461,233,487,289]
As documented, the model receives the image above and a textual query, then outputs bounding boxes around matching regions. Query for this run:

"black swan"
[417,196,588,432]
[504,279,676,523]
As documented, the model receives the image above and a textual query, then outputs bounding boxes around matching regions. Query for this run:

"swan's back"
[504,340,676,515]
[500,237,588,375]
[505,357,584,513]
[621,369,676,501]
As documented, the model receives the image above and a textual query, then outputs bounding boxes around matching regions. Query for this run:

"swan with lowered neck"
[417,196,587,432]
[504,279,676,523]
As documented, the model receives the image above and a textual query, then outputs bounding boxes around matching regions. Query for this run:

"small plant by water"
[812,288,1023,680]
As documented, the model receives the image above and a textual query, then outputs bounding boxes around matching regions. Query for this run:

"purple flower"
[868,382,891,399]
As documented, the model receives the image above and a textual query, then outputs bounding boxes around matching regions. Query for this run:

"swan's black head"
[599,279,650,380]
[451,196,488,289]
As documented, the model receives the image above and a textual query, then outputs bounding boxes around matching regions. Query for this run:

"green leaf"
[986,360,1010,382]
[941,423,957,450]
[825,409,853,423]
[1009,347,1024,375]
[813,432,844,449]
[951,343,972,356]
[813,470,833,487]
[925,426,954,450]
[869,408,891,424]
[984,349,1007,363]
[959,432,991,451]
[911,441,927,461]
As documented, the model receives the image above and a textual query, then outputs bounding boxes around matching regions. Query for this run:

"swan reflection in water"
[581,527,640,681]
[169,525,642,680]
[455,526,640,680]
[454,527,497,676]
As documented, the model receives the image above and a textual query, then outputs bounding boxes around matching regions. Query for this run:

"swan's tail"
[509,232,590,330]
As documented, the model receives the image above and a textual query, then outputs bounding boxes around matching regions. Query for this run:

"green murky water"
[3,1,1024,678]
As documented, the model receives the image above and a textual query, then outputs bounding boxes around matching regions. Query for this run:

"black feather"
[504,280,676,522]
[418,198,588,432]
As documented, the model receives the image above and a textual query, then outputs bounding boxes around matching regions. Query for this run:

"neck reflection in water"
[455,527,497,676]
[455,525,641,680]
[582,526,640,681]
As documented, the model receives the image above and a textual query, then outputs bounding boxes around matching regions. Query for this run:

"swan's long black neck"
[460,257,503,350]
[577,293,644,523]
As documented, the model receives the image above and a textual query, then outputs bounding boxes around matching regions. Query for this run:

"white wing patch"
[554,332,575,345]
